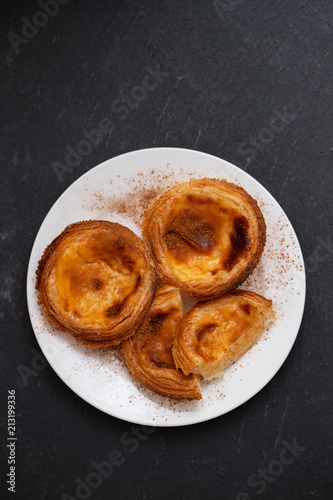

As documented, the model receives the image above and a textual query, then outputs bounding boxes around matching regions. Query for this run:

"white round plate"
[27,148,306,427]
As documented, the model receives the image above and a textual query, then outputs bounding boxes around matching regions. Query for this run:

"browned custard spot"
[92,278,103,290]
[122,255,135,272]
[197,323,218,341]
[135,275,143,290]
[112,237,126,250]
[135,310,178,370]
[164,196,223,261]
[195,323,219,361]
[148,314,175,369]
[186,194,215,206]
[105,299,127,317]
[224,215,251,271]
[240,302,252,315]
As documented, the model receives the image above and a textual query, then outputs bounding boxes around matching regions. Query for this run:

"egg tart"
[173,290,274,380]
[142,178,266,300]
[36,220,156,347]
[123,285,202,400]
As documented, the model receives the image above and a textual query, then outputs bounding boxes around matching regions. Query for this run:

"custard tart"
[173,290,273,380]
[123,284,202,400]
[36,220,156,347]
[142,178,266,300]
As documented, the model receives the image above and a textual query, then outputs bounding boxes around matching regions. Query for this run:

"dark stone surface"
[1,1,332,499]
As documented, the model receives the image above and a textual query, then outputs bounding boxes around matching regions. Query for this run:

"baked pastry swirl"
[36,220,156,347]
[173,290,274,380]
[123,285,202,400]
[142,178,266,300]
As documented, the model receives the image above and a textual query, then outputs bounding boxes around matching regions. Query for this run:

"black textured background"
[1,1,333,499]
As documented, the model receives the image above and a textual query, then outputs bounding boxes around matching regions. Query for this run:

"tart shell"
[173,290,274,380]
[36,220,156,347]
[123,285,202,400]
[142,178,266,300]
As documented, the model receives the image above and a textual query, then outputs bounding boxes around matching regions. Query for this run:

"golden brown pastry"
[36,220,156,347]
[173,290,274,380]
[142,178,266,300]
[123,285,202,400]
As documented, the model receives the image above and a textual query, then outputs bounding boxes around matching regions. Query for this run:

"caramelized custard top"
[164,194,251,278]
[194,298,256,361]
[47,229,146,328]
[137,311,177,369]
[131,287,186,374]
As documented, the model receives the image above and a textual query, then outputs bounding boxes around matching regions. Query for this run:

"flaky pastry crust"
[36,220,156,347]
[173,290,274,380]
[123,285,202,400]
[142,178,266,300]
